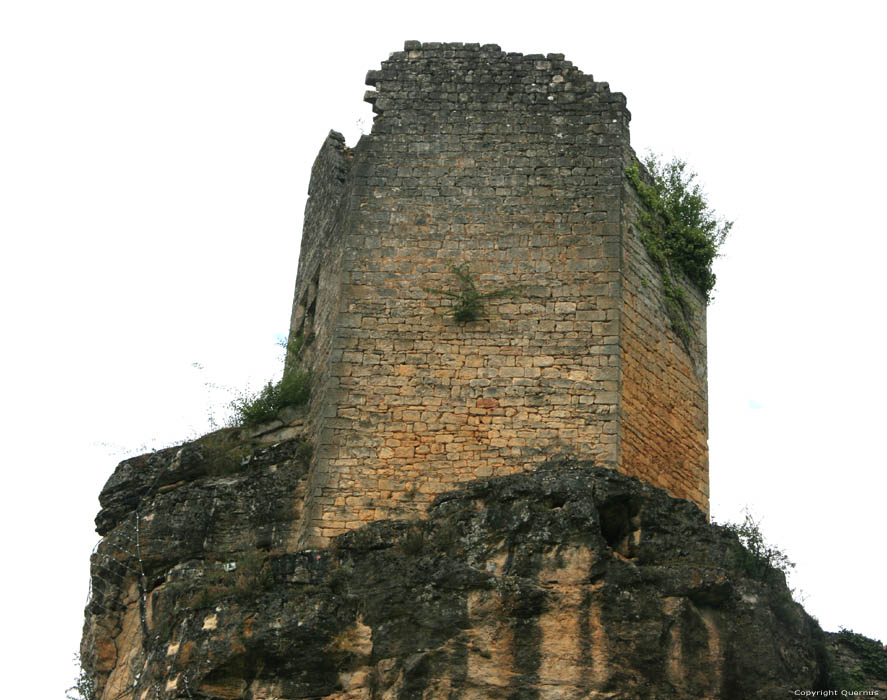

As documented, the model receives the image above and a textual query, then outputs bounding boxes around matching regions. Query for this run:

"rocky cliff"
[81,427,845,699]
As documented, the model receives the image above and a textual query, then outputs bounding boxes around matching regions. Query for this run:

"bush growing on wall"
[626,153,732,350]
[626,153,732,302]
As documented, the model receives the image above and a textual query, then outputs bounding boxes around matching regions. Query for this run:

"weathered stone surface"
[283,41,708,547]
[82,454,837,699]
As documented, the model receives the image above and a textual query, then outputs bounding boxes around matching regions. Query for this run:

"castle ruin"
[285,41,709,547]
[85,45,852,700]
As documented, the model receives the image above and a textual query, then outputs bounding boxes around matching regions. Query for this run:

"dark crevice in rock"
[598,494,641,557]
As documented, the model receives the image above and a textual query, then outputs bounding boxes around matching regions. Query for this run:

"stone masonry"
[285,41,708,547]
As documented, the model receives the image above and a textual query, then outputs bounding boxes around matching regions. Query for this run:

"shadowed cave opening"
[598,496,641,558]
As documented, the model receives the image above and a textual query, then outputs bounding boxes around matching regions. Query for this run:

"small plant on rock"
[280,329,314,361]
[425,263,520,324]
[722,509,794,581]
[66,655,96,700]
[229,369,311,428]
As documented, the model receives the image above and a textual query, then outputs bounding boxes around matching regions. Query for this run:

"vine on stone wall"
[627,154,732,350]
[832,628,887,685]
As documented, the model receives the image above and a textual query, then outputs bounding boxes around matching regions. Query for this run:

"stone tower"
[286,41,708,547]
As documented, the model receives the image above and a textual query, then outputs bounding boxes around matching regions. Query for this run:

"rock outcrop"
[81,431,836,699]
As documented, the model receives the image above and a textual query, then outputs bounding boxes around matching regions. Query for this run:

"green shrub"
[626,154,732,302]
[66,655,96,700]
[280,329,313,360]
[229,369,311,428]
[722,509,794,581]
[835,628,887,681]
[828,663,867,692]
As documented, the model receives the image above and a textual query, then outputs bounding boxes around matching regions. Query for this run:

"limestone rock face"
[82,443,833,699]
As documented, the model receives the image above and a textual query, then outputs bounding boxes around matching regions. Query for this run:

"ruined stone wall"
[285,42,710,545]
[286,130,351,438]
[618,177,710,510]
[288,43,632,546]
[285,131,358,542]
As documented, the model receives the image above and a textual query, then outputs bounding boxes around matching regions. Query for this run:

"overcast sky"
[2,2,885,696]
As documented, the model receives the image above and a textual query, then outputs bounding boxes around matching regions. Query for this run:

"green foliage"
[722,509,795,581]
[836,628,887,681]
[425,263,520,324]
[229,369,311,428]
[280,329,313,360]
[827,663,868,692]
[66,655,96,700]
[661,276,694,351]
[284,330,304,357]
[825,629,887,692]
[626,154,732,302]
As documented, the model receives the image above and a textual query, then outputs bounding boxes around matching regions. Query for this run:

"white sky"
[2,2,885,696]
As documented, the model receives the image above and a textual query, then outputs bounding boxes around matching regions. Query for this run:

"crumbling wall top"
[363,40,629,124]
